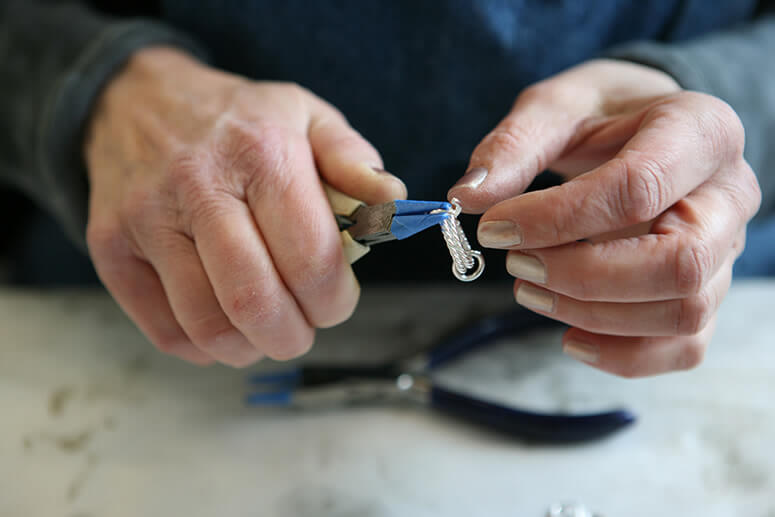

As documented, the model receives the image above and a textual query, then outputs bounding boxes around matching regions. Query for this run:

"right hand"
[84,47,406,367]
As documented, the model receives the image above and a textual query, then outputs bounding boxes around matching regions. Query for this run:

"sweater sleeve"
[605,11,775,222]
[0,0,207,249]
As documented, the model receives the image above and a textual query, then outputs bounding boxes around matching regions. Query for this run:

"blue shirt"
[161,0,757,199]
[159,1,762,280]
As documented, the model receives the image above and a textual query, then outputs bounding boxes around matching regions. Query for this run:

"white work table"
[1,281,773,516]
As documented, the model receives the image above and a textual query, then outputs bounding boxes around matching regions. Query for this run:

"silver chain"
[434,198,485,282]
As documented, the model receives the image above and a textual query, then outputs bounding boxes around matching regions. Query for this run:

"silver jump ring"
[452,249,484,281]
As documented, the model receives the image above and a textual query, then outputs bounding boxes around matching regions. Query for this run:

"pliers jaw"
[324,184,454,263]
[247,365,431,408]
[344,200,453,247]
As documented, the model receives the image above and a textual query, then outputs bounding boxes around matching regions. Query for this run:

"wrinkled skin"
[85,47,406,367]
[448,59,761,377]
[86,48,761,377]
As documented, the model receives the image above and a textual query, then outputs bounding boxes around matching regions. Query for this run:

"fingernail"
[369,165,399,182]
[515,283,556,313]
[506,253,546,283]
[450,167,488,191]
[563,340,599,364]
[478,220,523,248]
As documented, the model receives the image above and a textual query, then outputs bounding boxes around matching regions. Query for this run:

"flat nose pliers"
[325,185,454,264]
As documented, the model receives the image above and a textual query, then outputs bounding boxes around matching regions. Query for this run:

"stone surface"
[0,282,773,516]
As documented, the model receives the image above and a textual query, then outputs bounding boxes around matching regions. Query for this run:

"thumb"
[448,84,596,214]
[307,102,406,205]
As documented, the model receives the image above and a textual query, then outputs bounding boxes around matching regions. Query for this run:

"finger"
[561,315,717,378]
[307,97,407,204]
[244,130,362,329]
[191,197,315,360]
[506,167,758,302]
[512,254,733,337]
[549,110,648,179]
[478,92,746,249]
[448,83,598,213]
[87,229,213,365]
[449,59,682,212]
[140,229,264,368]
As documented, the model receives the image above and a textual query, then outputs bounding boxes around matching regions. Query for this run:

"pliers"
[246,308,636,443]
[324,185,453,263]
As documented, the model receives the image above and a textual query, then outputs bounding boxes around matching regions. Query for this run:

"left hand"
[448,59,761,378]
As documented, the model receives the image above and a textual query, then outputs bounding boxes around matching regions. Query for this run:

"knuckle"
[225,284,284,331]
[539,193,585,244]
[614,362,646,380]
[478,120,550,179]
[267,331,315,361]
[217,119,292,178]
[265,327,315,361]
[294,243,341,295]
[85,221,125,262]
[165,149,210,194]
[318,285,360,329]
[673,92,745,162]
[182,312,234,348]
[187,195,236,236]
[676,290,714,336]
[152,334,186,355]
[701,95,746,161]
[289,241,359,328]
[609,350,653,379]
[746,166,763,217]
[674,238,714,296]
[565,271,600,302]
[730,162,762,221]
[675,339,707,371]
[615,155,669,224]
[719,174,759,224]
[162,151,224,231]
[235,131,299,203]
[120,188,150,225]
[644,97,688,128]
[484,126,530,156]
[121,184,170,238]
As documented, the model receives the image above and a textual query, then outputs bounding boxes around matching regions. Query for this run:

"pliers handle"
[324,185,373,264]
[247,309,637,443]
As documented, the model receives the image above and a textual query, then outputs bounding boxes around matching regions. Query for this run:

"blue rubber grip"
[390,212,450,240]
[245,390,293,406]
[393,200,451,215]
[431,386,636,443]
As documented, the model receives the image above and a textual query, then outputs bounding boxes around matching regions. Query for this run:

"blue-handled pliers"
[324,185,453,263]
[246,309,636,443]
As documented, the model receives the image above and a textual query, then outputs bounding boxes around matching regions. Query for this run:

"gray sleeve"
[0,1,207,249]
[605,13,775,222]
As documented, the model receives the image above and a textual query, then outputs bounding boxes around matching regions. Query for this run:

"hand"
[448,59,761,377]
[84,48,406,367]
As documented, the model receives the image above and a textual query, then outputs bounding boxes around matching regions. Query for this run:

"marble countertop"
[1,282,773,517]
